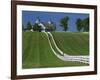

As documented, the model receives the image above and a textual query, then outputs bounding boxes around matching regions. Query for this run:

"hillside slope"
[22,32,88,69]
[52,32,89,55]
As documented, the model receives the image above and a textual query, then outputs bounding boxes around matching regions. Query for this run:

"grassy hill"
[22,32,88,69]
[52,32,89,55]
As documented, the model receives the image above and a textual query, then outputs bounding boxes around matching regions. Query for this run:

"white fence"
[44,32,89,64]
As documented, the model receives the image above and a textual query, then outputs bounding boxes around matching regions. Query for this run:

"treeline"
[23,16,89,32]
[60,16,89,32]
[22,21,56,32]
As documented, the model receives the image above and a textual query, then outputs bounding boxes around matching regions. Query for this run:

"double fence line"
[44,32,89,64]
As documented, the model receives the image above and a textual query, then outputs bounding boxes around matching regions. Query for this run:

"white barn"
[35,18,46,32]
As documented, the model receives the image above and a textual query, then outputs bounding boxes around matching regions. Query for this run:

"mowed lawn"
[52,32,89,55]
[22,32,88,69]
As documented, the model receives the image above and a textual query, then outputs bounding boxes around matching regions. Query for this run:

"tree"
[60,16,69,31]
[45,22,56,31]
[22,24,25,31]
[76,18,83,32]
[33,23,41,32]
[82,17,89,32]
[53,23,56,31]
[26,21,32,30]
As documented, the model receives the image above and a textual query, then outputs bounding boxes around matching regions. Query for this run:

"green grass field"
[52,32,89,55]
[22,32,88,69]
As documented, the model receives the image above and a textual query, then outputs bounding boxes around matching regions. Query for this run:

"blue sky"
[22,11,89,32]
